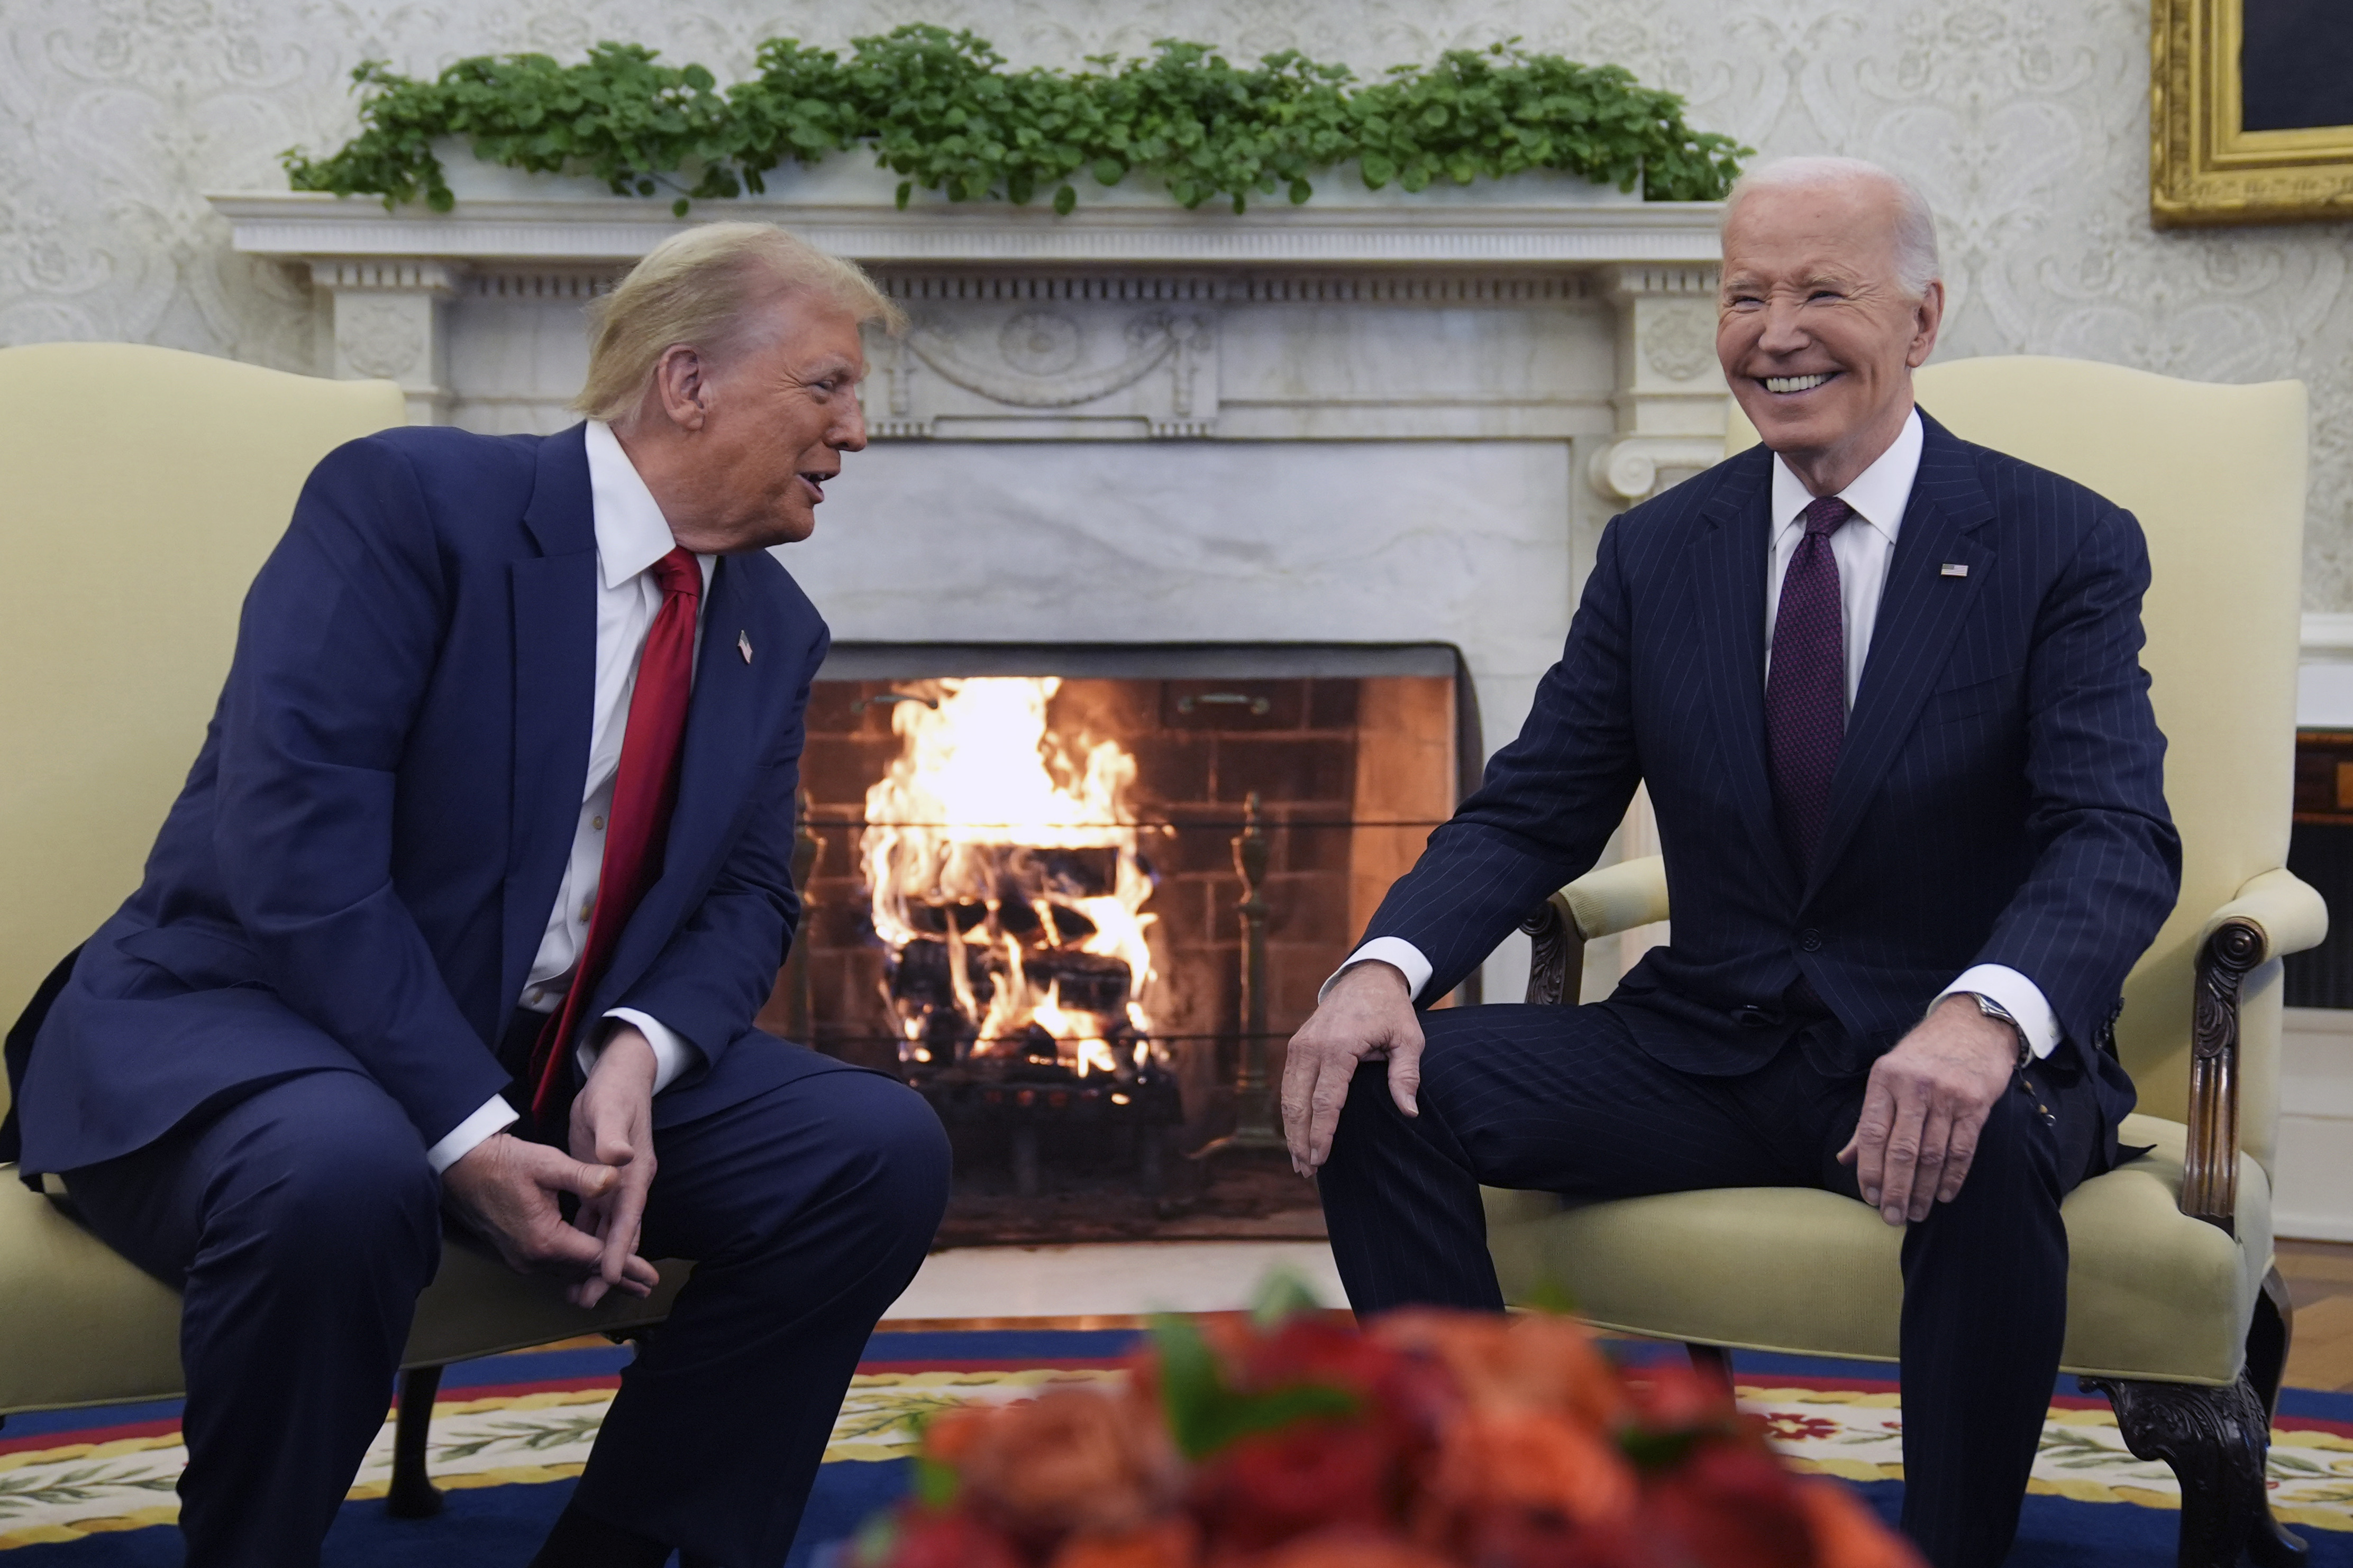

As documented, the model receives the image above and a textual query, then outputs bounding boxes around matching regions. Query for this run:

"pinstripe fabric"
[1360,412,2179,1111]
[1325,411,2182,1568]
[1318,1003,2103,1567]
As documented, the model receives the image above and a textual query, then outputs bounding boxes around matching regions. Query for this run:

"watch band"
[1967,991,2033,1067]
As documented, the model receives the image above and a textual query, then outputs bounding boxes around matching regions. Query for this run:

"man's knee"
[836,1074,951,1230]
[218,1076,440,1269]
[1944,1085,2063,1216]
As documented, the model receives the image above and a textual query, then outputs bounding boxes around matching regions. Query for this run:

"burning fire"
[861,678,1161,1077]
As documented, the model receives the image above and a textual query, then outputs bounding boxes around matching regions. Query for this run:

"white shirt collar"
[582,420,682,591]
[1768,405,1925,546]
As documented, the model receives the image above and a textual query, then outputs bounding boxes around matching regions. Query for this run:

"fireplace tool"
[1192,791,1285,1157]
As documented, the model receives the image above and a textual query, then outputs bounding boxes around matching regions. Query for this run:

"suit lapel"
[1691,453,1801,900]
[591,553,773,1009]
[1806,415,1996,895]
[500,427,598,1015]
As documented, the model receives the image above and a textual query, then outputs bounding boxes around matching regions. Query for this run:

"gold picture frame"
[2151,0,2353,226]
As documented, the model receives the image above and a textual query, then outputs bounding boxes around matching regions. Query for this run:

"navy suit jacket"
[1363,411,2181,1145]
[15,424,829,1176]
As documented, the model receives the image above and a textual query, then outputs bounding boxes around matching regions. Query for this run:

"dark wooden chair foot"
[1685,1342,1735,1398]
[2082,1371,2303,1568]
[385,1364,445,1519]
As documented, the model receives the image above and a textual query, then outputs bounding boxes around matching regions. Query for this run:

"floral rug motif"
[0,1331,2349,1557]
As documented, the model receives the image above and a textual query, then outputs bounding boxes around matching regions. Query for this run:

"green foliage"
[1150,1314,1359,1461]
[284,27,1746,216]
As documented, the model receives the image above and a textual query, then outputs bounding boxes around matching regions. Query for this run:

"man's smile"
[797,470,833,503]
[1762,371,1840,395]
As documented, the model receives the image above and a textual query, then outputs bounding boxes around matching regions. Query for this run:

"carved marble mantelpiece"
[207,178,1729,501]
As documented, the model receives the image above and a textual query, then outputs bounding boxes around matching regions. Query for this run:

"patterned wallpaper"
[6,0,2350,604]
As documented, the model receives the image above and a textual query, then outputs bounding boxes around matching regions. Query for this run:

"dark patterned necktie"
[1765,496,1854,869]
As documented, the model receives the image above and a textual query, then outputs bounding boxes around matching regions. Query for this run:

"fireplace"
[757,644,1471,1240]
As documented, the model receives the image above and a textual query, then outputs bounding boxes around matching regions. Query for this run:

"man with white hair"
[1284,157,2181,1565]
[8,223,950,1566]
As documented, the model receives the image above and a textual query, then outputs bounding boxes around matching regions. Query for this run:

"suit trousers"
[63,1040,951,1568]
[1316,1001,2107,1568]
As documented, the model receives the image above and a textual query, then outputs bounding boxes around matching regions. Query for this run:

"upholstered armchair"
[1489,357,2322,1566]
[0,344,684,1515]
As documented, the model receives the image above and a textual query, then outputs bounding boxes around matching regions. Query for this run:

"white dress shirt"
[1331,407,2060,1061]
[424,420,715,1173]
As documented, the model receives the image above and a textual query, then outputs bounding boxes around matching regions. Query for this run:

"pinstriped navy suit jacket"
[1364,410,2180,1143]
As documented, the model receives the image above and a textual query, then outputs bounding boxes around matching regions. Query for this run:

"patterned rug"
[0,1328,2348,1564]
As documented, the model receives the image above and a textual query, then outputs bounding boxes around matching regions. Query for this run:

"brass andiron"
[1194,791,1285,1155]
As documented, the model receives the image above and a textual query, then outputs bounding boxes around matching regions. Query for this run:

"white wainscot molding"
[2277,1007,2353,1241]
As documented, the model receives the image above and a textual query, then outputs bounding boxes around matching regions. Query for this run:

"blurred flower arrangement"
[852,1288,1921,1568]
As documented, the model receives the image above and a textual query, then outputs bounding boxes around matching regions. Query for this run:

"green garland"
[283,26,1747,217]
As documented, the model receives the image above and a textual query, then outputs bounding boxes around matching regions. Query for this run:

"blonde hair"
[574,222,907,423]
[1723,155,1942,299]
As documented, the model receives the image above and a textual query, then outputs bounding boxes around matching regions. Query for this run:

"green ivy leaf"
[277,29,1747,215]
[1053,182,1078,215]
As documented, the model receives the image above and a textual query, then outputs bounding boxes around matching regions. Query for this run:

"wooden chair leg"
[385,1365,445,1519]
[1685,1342,1735,1398]
[2244,1269,2309,1566]
[2083,1371,2303,1568]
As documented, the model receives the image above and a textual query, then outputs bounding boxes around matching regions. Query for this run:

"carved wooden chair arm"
[1520,855,1670,1006]
[2181,867,2329,1233]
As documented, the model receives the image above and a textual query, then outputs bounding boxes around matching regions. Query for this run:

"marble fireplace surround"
[208,171,1729,1000]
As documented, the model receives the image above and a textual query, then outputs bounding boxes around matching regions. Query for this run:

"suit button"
[1733,1005,1775,1029]
[1799,929,1823,952]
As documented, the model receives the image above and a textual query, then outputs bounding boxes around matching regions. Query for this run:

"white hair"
[1722,155,1941,298]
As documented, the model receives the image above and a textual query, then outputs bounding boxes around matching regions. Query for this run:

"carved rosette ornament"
[871,287,1223,439]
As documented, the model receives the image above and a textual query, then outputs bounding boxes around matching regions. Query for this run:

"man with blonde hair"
[8,223,944,1567]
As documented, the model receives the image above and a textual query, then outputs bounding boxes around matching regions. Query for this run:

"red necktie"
[1764,496,1853,869]
[527,546,703,1125]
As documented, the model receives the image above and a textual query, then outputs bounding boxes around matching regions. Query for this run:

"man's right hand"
[442,1131,662,1297]
[1280,961,1424,1178]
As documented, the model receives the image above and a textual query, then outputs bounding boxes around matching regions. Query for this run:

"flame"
[861,678,1160,1074]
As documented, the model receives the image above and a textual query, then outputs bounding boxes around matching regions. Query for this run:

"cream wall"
[4,0,2350,602]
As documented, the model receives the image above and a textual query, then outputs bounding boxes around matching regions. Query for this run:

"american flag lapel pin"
[1939,562,1969,578]
[737,629,754,664]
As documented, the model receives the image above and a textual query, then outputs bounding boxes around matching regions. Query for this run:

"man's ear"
[1906,280,1946,370]
[650,344,710,433]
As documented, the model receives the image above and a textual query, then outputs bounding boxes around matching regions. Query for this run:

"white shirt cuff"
[1937,964,2060,1060]
[1322,937,1434,1005]
[587,1008,702,1093]
[425,1094,519,1175]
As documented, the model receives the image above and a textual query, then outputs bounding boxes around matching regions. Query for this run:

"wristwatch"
[1966,992,2033,1067]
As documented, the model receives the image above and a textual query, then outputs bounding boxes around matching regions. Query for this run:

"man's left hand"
[567,1024,661,1308]
[1837,994,2019,1227]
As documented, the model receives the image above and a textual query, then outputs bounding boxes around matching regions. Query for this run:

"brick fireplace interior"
[757,644,1472,1243]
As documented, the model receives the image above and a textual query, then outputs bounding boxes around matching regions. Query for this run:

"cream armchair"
[1489,357,2321,1567]
[0,343,684,1516]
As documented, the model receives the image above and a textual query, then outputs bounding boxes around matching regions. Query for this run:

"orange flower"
[1794,1479,1928,1568]
[1228,1526,1458,1568]
[938,1387,1184,1548]
[1416,1405,1639,1555]
[1049,1517,1202,1568]
[1372,1309,1626,1430]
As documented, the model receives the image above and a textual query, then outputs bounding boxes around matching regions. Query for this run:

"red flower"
[865,1507,1024,1568]
[1227,1525,1458,1568]
[1372,1309,1627,1431]
[1762,1414,1844,1444]
[1642,1442,1816,1568]
[1192,1416,1406,1553]
[1048,1518,1202,1568]
[1413,1406,1640,1560]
